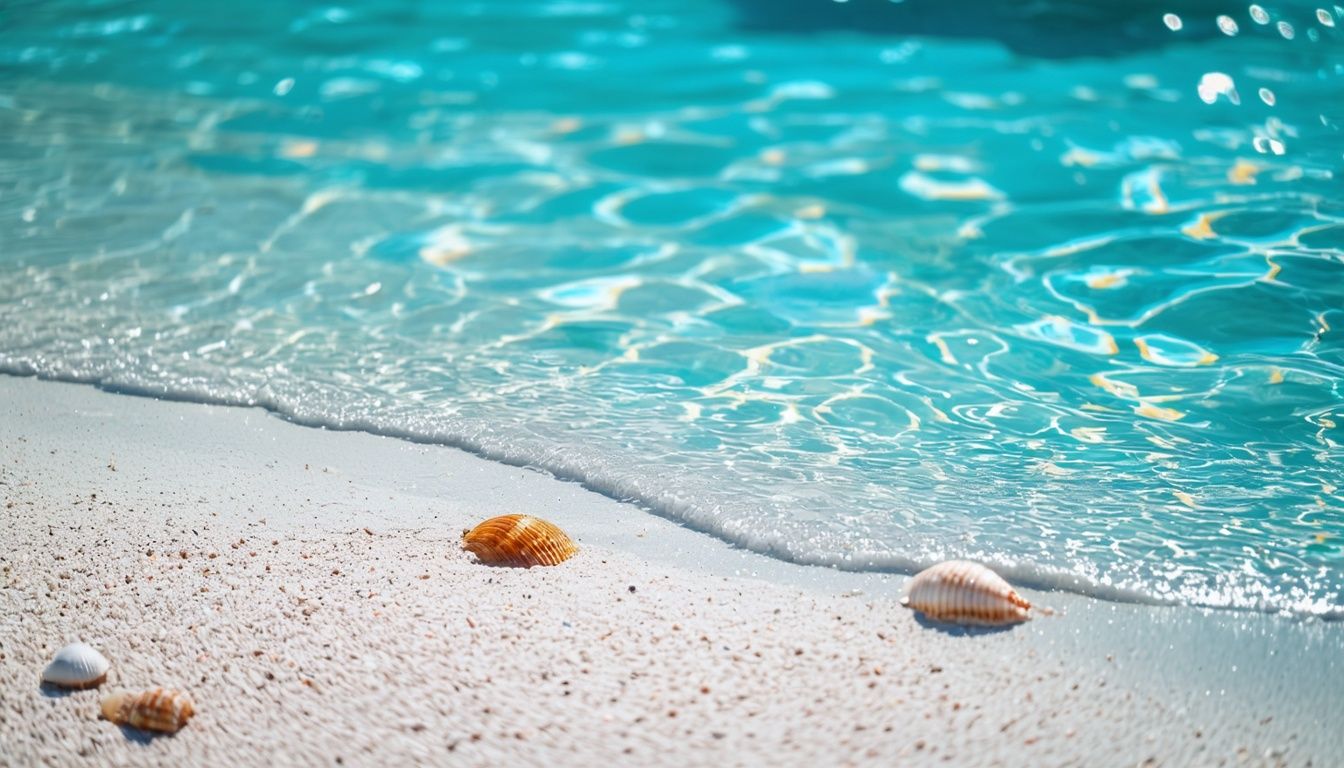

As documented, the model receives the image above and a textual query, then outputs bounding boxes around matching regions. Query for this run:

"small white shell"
[42,642,111,689]
[901,560,1038,626]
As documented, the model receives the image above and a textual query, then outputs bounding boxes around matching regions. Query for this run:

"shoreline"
[0,367,1324,618]
[2,374,1340,765]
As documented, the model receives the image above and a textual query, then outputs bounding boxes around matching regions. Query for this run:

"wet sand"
[1,375,1339,766]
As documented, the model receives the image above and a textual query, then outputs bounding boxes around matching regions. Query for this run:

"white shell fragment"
[42,642,111,689]
[901,561,1046,626]
[1197,72,1240,105]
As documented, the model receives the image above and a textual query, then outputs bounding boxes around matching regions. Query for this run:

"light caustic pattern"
[0,1,1341,615]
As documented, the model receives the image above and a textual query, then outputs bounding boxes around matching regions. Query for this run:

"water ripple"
[2,0,1343,617]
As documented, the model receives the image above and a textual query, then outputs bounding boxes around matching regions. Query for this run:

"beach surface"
[1,375,1340,766]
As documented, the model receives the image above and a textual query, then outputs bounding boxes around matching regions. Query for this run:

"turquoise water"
[2,1,1342,616]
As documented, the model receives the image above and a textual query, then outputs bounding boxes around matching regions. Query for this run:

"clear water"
[2,1,1342,616]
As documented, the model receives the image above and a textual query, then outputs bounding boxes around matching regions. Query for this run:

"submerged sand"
[1,375,1340,766]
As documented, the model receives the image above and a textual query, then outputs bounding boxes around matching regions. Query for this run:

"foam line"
[3,367,1338,621]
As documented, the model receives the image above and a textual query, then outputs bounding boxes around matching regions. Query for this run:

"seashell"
[101,688,195,734]
[901,560,1043,626]
[462,514,577,567]
[42,643,110,689]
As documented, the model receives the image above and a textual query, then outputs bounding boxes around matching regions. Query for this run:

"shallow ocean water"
[1,0,1341,616]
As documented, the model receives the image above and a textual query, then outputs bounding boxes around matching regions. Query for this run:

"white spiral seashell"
[901,560,1045,626]
[42,642,111,689]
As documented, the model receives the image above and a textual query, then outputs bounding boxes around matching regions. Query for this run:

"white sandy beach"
[1,374,1340,766]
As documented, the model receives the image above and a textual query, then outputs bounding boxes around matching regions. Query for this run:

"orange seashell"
[901,560,1042,626]
[462,514,577,568]
[100,688,195,734]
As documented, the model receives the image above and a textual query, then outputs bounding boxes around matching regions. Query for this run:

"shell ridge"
[903,560,1035,627]
[462,514,577,568]
[101,688,194,734]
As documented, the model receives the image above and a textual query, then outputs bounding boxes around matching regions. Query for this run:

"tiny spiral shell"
[100,688,195,734]
[462,515,577,568]
[901,560,1036,626]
